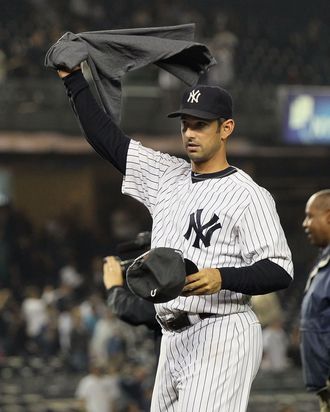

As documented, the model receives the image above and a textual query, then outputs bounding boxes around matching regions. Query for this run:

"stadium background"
[0,0,329,411]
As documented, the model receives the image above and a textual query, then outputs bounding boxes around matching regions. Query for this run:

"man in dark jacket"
[301,189,330,412]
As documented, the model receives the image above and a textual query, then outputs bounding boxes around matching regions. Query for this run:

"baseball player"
[57,66,293,412]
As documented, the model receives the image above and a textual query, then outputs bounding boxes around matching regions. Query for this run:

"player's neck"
[191,158,230,174]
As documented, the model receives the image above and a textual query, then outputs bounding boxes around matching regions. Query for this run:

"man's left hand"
[181,268,222,296]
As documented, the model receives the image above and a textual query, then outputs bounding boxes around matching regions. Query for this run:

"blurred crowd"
[0,0,329,85]
[0,197,156,411]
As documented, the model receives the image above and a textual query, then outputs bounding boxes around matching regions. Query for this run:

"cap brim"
[167,108,220,120]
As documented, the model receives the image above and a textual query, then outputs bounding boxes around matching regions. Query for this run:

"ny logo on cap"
[187,89,201,104]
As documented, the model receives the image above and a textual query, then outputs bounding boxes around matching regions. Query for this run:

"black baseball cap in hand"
[168,85,233,120]
[126,247,198,303]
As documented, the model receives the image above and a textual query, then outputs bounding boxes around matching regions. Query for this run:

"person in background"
[262,316,289,372]
[75,362,121,412]
[21,286,48,354]
[300,189,330,412]
[103,256,161,356]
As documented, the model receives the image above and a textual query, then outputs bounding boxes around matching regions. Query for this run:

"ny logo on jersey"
[187,89,201,103]
[184,209,222,249]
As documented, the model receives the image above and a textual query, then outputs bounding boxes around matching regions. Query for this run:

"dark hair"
[216,118,226,132]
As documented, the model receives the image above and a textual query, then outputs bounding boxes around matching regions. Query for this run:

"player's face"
[180,116,226,169]
[302,197,330,247]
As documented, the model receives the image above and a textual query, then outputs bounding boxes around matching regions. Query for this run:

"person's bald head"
[303,189,330,247]
[308,189,330,210]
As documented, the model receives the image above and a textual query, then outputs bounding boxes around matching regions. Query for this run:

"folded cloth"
[44,23,216,123]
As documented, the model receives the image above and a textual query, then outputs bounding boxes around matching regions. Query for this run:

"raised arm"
[58,68,130,174]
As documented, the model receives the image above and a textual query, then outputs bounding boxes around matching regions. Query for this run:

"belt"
[156,312,216,332]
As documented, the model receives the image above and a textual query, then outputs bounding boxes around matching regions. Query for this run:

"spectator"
[39,305,60,358]
[262,317,289,372]
[21,286,48,354]
[75,362,121,412]
[68,306,90,372]
[80,292,105,335]
[89,309,126,365]
[59,254,84,290]
[57,300,73,354]
[0,289,26,356]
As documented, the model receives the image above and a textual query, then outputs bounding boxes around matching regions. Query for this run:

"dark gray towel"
[44,23,216,123]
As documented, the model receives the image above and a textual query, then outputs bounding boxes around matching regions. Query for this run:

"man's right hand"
[57,66,81,79]
[103,256,124,290]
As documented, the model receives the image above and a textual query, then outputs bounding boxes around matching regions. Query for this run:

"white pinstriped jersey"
[122,140,293,317]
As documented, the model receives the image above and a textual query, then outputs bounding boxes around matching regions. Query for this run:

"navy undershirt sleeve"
[219,259,292,295]
[63,70,130,174]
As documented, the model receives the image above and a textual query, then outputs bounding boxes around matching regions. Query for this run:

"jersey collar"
[191,166,237,183]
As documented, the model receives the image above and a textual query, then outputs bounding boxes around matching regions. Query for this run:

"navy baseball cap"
[126,247,198,303]
[168,85,233,120]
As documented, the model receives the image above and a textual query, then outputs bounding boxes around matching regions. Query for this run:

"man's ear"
[221,119,235,140]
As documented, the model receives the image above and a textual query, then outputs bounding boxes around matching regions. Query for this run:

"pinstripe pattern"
[122,139,291,411]
[150,312,262,412]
